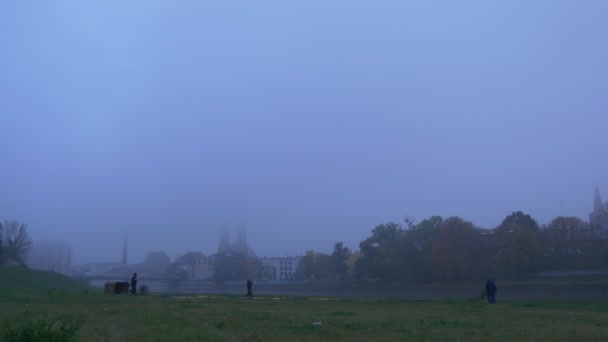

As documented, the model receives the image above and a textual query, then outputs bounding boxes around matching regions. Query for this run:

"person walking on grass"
[485,278,497,303]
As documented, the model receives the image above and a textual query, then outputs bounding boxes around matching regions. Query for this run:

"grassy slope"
[0,265,96,293]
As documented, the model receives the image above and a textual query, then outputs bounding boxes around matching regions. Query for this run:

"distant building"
[217,225,257,257]
[589,187,608,237]
[27,240,72,275]
[212,225,260,282]
[172,252,214,280]
[259,256,302,280]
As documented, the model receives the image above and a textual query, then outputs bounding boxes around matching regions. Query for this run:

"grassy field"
[1,266,608,341]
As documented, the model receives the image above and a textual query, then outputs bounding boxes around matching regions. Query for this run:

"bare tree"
[1,220,33,265]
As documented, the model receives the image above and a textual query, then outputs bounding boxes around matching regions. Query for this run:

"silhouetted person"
[246,280,253,298]
[485,278,497,303]
[131,273,138,295]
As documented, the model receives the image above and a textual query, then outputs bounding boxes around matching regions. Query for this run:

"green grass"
[1,267,608,341]
[1,292,608,341]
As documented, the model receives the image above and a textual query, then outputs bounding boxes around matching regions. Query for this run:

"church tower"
[589,187,608,236]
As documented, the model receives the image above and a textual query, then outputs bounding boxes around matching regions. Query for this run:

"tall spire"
[594,187,605,212]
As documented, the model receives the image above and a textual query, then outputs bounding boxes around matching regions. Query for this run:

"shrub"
[1,311,84,342]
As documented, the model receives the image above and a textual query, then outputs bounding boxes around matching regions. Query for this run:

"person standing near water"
[131,273,138,295]
[246,280,253,298]
[485,278,497,303]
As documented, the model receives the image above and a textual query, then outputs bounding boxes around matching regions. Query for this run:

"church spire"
[594,187,605,212]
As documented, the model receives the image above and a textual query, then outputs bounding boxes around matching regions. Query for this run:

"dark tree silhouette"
[331,242,351,280]
[0,221,32,266]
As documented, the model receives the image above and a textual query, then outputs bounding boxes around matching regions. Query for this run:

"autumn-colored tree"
[431,217,484,281]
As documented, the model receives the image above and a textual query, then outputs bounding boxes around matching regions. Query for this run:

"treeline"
[0,221,33,267]
[301,212,608,283]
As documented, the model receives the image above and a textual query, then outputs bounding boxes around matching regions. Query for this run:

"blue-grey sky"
[1,1,607,264]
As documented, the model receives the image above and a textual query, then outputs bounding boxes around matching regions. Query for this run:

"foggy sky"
[1,1,607,264]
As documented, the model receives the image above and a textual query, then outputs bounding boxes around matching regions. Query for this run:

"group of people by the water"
[127,272,496,303]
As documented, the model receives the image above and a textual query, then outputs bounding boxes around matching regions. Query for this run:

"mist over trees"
[3,210,605,287]
[202,209,606,284]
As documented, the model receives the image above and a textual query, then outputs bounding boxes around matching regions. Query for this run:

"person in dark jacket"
[131,273,138,295]
[485,278,497,303]
[246,280,253,298]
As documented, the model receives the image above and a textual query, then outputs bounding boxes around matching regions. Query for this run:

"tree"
[331,242,351,280]
[499,211,539,231]
[300,250,316,279]
[313,253,333,279]
[541,216,593,269]
[399,216,443,283]
[498,225,541,275]
[299,249,334,280]
[492,212,541,276]
[355,222,404,281]
[346,250,362,279]
[0,221,32,266]
[431,217,484,281]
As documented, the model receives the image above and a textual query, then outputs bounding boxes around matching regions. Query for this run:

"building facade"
[259,256,302,280]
